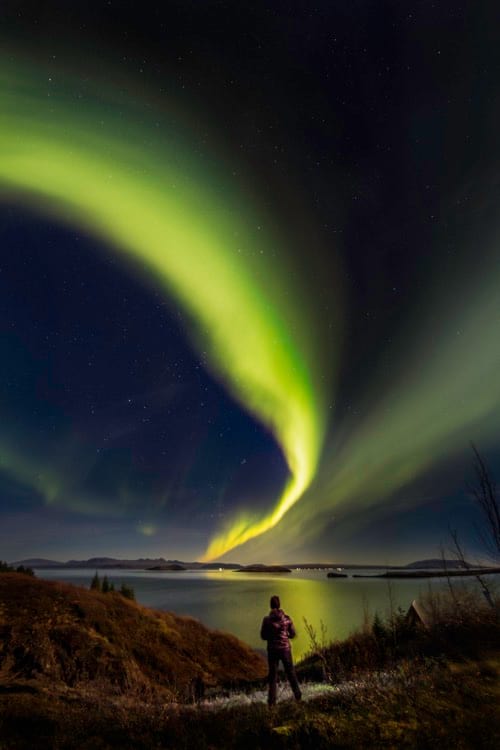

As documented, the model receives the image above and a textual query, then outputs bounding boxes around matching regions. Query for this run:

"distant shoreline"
[12,556,497,573]
[352,567,500,579]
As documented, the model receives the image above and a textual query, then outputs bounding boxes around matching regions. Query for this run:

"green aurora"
[1,58,500,562]
[0,60,330,559]
[240,240,500,560]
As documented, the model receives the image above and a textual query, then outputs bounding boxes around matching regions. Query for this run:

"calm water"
[37,568,496,659]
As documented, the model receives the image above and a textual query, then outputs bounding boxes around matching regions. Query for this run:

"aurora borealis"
[1,1,499,563]
[0,60,329,560]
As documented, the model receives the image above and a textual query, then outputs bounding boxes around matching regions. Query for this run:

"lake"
[37,568,496,659]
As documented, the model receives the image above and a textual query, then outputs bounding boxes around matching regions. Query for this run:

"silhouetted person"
[260,594,301,706]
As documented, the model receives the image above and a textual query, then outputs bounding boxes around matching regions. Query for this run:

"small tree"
[90,571,101,591]
[372,612,387,641]
[119,582,135,601]
[101,575,110,593]
[0,561,34,576]
[16,565,34,576]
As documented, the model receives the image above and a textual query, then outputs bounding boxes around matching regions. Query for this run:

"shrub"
[119,583,135,601]
[0,561,34,576]
[299,587,500,684]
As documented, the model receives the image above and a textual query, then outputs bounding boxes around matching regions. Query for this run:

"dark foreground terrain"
[0,573,266,701]
[1,574,500,749]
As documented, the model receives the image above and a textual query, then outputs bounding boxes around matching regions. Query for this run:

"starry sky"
[1,1,499,564]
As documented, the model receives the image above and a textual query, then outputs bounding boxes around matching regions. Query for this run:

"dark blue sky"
[1,0,499,563]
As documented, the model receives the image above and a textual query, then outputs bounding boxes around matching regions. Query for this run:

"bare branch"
[449,525,495,609]
[470,442,500,559]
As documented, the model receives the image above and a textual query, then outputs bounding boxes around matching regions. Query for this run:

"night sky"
[1,1,499,564]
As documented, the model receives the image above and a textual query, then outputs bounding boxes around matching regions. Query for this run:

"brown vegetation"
[1,575,499,748]
[0,573,266,703]
[1,649,499,748]
[299,585,500,683]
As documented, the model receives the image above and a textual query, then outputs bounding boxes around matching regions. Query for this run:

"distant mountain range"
[403,558,472,569]
[10,557,473,570]
[10,557,242,570]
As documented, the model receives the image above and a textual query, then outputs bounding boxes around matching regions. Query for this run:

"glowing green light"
[0,60,329,558]
[252,248,500,558]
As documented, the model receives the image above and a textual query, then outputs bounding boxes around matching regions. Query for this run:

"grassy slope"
[1,574,500,748]
[0,573,266,701]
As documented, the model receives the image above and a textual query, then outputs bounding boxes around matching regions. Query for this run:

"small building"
[405,599,429,629]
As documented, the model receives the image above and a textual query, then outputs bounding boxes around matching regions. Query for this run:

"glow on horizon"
[240,240,500,561]
[0,59,331,559]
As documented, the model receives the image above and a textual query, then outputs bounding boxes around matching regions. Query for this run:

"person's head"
[270,595,280,610]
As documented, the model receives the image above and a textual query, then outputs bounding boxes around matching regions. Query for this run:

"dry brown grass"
[298,585,500,683]
[2,575,500,748]
[0,573,266,702]
[1,654,499,748]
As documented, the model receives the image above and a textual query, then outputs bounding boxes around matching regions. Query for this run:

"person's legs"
[282,649,302,701]
[267,650,279,706]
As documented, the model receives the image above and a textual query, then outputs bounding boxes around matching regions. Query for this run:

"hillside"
[1,574,499,748]
[0,573,266,701]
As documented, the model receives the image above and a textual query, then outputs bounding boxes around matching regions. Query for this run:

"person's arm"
[287,617,296,639]
[260,617,269,640]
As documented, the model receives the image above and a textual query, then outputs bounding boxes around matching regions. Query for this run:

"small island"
[146,563,187,571]
[327,571,348,578]
[236,564,292,573]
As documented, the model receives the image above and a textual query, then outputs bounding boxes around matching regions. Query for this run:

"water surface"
[38,568,496,659]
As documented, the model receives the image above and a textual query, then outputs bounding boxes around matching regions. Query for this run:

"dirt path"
[200,670,397,709]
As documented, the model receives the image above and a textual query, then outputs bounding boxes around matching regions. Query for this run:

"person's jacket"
[260,607,296,651]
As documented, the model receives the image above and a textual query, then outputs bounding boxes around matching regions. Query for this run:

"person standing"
[260,594,302,706]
